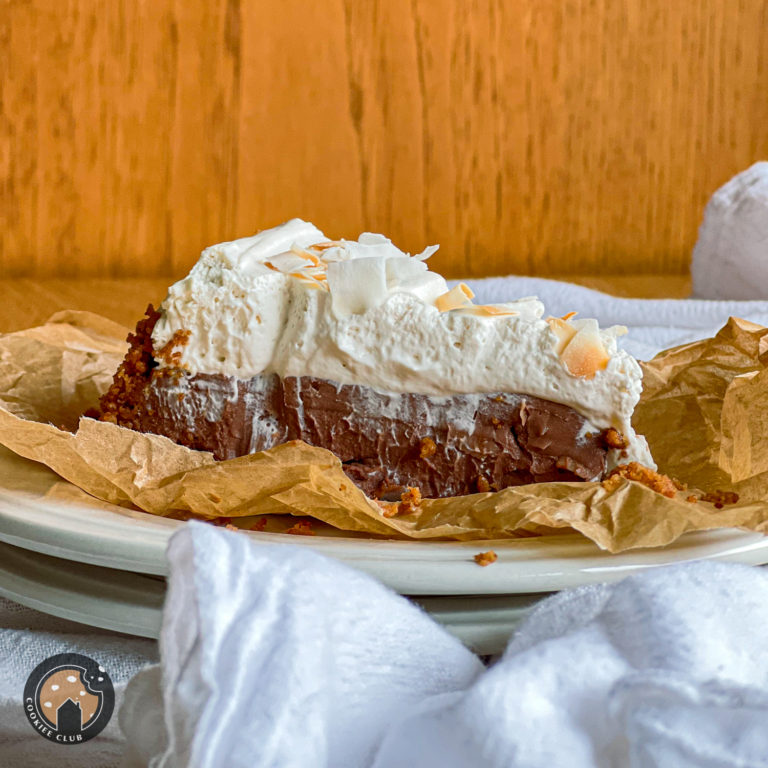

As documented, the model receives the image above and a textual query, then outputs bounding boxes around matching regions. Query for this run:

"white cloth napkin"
[121,523,768,768]
[691,162,768,300]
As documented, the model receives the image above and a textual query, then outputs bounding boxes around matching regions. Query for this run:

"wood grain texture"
[2,0,767,279]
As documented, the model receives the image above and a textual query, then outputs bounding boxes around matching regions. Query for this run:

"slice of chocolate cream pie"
[97,219,655,499]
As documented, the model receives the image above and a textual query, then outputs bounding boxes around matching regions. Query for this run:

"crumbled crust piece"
[686,495,698,503]
[285,520,315,536]
[605,462,678,498]
[398,486,422,515]
[155,329,192,368]
[224,523,239,532]
[476,476,491,493]
[379,487,423,517]
[700,490,740,509]
[96,304,161,428]
[419,437,437,459]
[600,474,623,492]
[379,501,398,518]
[474,550,498,567]
[602,428,629,450]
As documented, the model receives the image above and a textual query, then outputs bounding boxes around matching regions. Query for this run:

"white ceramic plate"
[3,447,768,595]
[0,540,545,654]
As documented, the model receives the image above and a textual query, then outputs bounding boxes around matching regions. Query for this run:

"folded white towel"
[122,523,768,768]
[691,162,768,300]
[120,522,481,768]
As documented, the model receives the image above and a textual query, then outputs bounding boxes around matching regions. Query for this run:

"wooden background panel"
[1,0,767,280]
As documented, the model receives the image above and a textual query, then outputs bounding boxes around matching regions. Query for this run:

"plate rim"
[3,486,768,595]
[0,540,548,653]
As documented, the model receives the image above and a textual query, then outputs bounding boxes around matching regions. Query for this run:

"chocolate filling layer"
[164,373,607,498]
[97,307,612,498]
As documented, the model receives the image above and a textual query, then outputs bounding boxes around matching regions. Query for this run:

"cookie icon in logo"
[24,653,115,744]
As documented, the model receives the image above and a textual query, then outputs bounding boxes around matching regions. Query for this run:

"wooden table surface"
[0,275,691,334]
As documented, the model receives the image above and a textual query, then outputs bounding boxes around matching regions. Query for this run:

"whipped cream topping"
[152,219,654,467]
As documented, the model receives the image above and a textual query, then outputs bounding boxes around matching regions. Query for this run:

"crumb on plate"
[474,550,498,567]
[285,520,316,536]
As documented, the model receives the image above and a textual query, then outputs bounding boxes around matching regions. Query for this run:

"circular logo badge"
[23,653,115,744]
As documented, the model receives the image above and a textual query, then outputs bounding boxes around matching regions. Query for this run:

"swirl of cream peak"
[152,219,653,467]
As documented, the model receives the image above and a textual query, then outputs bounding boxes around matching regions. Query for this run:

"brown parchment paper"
[2,311,768,552]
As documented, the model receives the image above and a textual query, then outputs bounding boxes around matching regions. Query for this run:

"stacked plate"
[2,447,768,654]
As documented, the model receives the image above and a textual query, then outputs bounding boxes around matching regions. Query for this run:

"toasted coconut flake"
[288,272,325,290]
[435,283,475,312]
[460,304,519,317]
[266,252,316,273]
[547,317,578,355]
[327,257,389,316]
[414,244,440,261]
[562,311,578,321]
[559,321,610,378]
[289,246,325,268]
